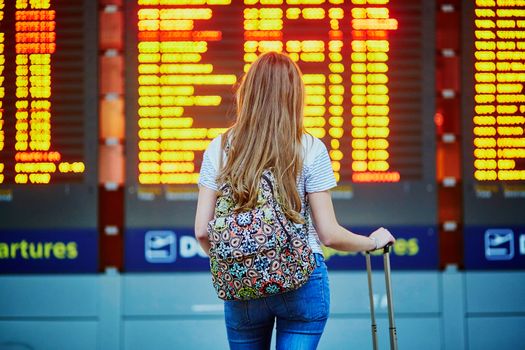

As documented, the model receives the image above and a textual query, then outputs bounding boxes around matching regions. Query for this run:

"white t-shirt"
[198,133,337,254]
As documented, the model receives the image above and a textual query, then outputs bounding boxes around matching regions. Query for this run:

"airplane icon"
[145,231,177,263]
[485,229,514,261]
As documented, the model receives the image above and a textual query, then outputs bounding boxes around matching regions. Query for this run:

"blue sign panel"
[464,226,525,269]
[125,225,438,271]
[126,228,210,272]
[323,226,438,270]
[0,229,98,273]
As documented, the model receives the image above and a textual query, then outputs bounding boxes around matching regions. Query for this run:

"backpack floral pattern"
[207,170,316,301]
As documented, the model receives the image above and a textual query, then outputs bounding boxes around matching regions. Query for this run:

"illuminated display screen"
[0,0,97,235]
[472,2,525,182]
[0,0,90,185]
[131,0,428,187]
[125,0,437,270]
[462,0,525,269]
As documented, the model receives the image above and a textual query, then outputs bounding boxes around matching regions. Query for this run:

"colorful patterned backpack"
[207,169,316,301]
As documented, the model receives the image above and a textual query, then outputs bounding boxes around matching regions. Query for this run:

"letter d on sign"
[180,236,207,258]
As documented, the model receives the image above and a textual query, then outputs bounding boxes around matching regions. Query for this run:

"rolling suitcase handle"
[365,243,398,350]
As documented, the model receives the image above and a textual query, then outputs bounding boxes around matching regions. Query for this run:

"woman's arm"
[194,185,218,255]
[308,190,395,252]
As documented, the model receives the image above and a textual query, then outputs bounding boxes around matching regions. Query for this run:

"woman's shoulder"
[205,133,226,155]
[302,133,328,165]
[202,134,224,169]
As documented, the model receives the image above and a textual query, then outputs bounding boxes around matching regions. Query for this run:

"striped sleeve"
[305,142,337,193]
[198,149,219,191]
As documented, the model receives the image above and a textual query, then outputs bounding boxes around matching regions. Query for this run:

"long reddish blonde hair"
[217,52,306,223]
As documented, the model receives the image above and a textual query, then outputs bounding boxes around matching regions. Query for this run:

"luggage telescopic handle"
[365,242,398,350]
[365,251,378,350]
[383,243,398,350]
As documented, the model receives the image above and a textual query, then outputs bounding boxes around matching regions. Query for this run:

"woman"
[194,51,395,349]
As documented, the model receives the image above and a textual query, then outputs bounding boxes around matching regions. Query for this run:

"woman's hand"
[369,227,396,250]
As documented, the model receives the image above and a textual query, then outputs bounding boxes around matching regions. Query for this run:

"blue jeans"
[224,253,330,350]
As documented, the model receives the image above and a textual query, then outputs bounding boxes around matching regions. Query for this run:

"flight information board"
[462,0,525,269]
[125,0,437,271]
[0,0,98,273]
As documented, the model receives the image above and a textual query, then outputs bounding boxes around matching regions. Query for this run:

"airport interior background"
[0,0,524,349]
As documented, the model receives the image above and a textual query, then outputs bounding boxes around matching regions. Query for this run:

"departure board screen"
[125,0,437,271]
[462,0,525,269]
[0,1,94,185]
[0,0,98,273]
